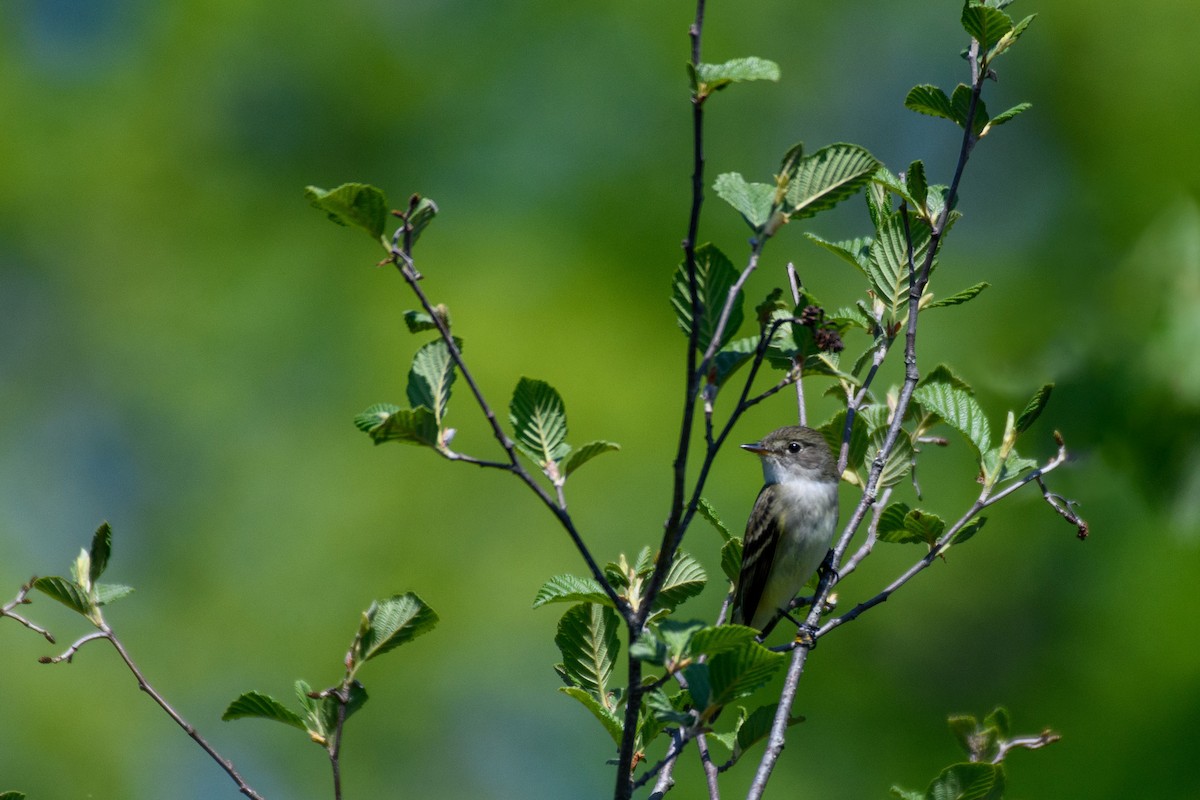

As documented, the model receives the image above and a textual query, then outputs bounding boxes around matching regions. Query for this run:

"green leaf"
[818,409,870,477]
[93,583,134,606]
[714,173,776,230]
[951,84,989,135]
[692,643,786,712]
[986,102,1031,129]
[877,504,945,547]
[925,282,990,310]
[951,516,988,545]
[927,762,1006,800]
[905,84,956,122]
[698,497,732,542]
[315,681,368,737]
[785,143,880,220]
[914,367,992,458]
[989,14,1036,59]
[88,522,112,584]
[656,618,707,661]
[962,2,1013,51]
[690,624,759,658]
[222,691,308,731]
[948,714,979,755]
[403,196,438,248]
[867,211,934,313]
[889,787,928,800]
[671,243,745,355]
[0,792,28,800]
[407,338,460,426]
[509,377,570,465]
[563,440,620,477]
[734,703,802,758]
[1016,383,1053,434]
[532,575,614,609]
[867,431,916,490]
[721,538,743,584]
[656,552,707,612]
[805,233,873,277]
[555,603,620,697]
[305,183,389,241]
[906,160,928,211]
[695,56,781,91]
[403,305,451,334]
[32,576,92,617]
[355,593,439,664]
[353,403,440,447]
[983,706,1011,739]
[712,336,759,388]
[560,686,623,745]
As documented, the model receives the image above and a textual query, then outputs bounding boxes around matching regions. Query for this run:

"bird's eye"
[787,441,804,453]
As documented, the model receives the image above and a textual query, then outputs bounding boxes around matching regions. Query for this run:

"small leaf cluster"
[905,2,1035,137]
[223,593,437,749]
[535,548,794,770]
[32,522,134,628]
[891,707,1059,800]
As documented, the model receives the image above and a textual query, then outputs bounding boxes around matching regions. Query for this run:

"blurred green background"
[3,0,1198,797]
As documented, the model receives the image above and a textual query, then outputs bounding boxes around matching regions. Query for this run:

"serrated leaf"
[629,628,668,665]
[1016,384,1053,433]
[356,593,439,664]
[734,703,802,759]
[32,576,92,616]
[93,583,134,606]
[353,403,439,447]
[714,173,776,230]
[989,14,1036,59]
[948,714,979,755]
[805,233,873,278]
[962,2,1013,51]
[951,516,988,546]
[927,762,1005,800]
[560,686,623,745]
[698,497,732,542]
[656,552,707,612]
[721,538,743,584]
[712,336,759,388]
[925,282,990,310]
[696,57,781,89]
[407,338,460,426]
[877,502,922,544]
[222,691,308,731]
[88,522,112,584]
[914,369,992,458]
[867,431,916,490]
[986,102,1031,128]
[905,84,956,122]
[563,440,620,477]
[657,618,707,660]
[785,143,880,220]
[671,243,745,355]
[906,160,928,211]
[555,604,620,697]
[818,409,870,477]
[983,706,1011,739]
[509,377,570,465]
[305,183,389,241]
[694,643,786,712]
[689,624,759,657]
[532,575,614,609]
[868,210,934,313]
[951,83,989,135]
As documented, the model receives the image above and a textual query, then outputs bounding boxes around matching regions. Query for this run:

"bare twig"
[786,262,807,425]
[42,626,266,800]
[2,579,56,643]
[696,733,721,799]
[990,730,1061,763]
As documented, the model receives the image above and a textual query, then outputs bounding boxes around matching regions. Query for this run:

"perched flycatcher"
[732,426,839,634]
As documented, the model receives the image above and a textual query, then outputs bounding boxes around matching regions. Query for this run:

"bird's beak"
[740,442,768,455]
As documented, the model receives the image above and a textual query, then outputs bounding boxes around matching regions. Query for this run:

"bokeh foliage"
[2,1,1199,798]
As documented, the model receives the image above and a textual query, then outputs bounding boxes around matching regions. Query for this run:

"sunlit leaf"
[671,243,745,354]
[555,603,620,697]
[563,440,620,477]
[355,593,439,663]
[532,575,614,609]
[510,377,570,465]
[785,143,880,220]
[222,691,307,731]
[305,183,389,241]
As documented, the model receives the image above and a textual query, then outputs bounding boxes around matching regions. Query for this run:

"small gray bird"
[732,426,840,635]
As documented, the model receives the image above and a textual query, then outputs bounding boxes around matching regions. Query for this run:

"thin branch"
[634,728,690,792]
[2,579,56,643]
[98,626,265,800]
[39,631,107,663]
[786,262,807,425]
[696,733,721,799]
[390,233,630,624]
[329,686,348,800]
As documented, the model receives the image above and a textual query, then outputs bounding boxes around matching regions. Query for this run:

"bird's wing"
[733,484,781,627]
